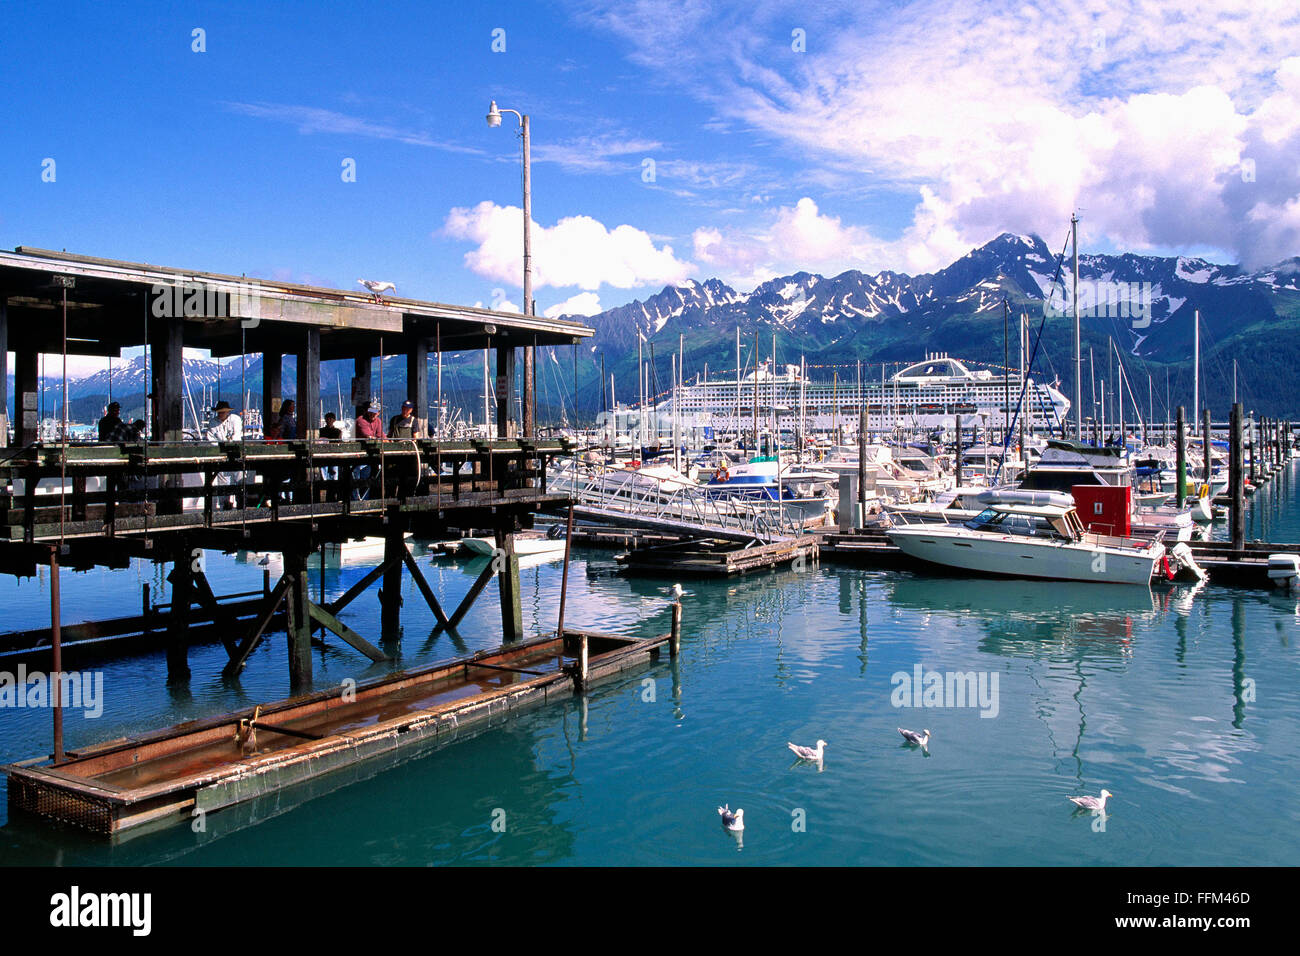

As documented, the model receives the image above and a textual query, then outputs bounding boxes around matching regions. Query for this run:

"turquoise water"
[1,462,1298,866]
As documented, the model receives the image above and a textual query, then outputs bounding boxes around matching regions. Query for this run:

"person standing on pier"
[277,399,298,440]
[210,401,244,508]
[319,412,342,440]
[389,400,419,439]
[353,402,385,498]
[97,402,130,441]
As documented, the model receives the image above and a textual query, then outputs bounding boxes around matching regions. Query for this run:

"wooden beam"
[164,554,192,681]
[13,348,38,448]
[446,557,496,630]
[380,528,404,636]
[400,545,451,628]
[152,320,184,442]
[323,558,391,616]
[496,346,516,439]
[306,602,388,663]
[222,576,290,677]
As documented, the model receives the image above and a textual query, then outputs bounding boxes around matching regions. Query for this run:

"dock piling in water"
[1175,406,1187,508]
[1231,403,1245,551]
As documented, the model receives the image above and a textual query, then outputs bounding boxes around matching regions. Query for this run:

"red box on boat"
[1071,484,1131,537]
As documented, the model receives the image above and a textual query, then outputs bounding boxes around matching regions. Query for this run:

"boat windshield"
[964,508,1068,540]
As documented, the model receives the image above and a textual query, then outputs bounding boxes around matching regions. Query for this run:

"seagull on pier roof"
[788,739,827,761]
[1068,789,1113,812]
[718,804,744,831]
[898,727,931,748]
[358,279,397,303]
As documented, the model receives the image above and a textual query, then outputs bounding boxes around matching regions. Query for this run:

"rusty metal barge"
[6,625,673,838]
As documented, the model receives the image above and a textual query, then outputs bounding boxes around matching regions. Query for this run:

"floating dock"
[615,536,819,577]
[5,626,669,838]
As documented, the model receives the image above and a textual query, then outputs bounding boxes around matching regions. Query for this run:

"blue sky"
[4,0,1300,366]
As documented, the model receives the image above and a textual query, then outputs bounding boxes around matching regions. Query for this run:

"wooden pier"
[0,246,601,783]
[615,536,819,578]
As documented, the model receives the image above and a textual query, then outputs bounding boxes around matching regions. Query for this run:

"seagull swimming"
[1068,789,1113,812]
[788,739,827,761]
[718,804,744,831]
[898,727,931,748]
[358,279,397,303]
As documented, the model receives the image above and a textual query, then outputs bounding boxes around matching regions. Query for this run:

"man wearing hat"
[209,401,244,508]
[389,400,420,440]
[355,401,385,440]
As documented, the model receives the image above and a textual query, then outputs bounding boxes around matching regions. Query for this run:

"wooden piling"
[1231,403,1245,551]
[380,525,404,637]
[284,550,313,692]
[166,550,192,681]
[495,529,523,641]
[1175,406,1187,508]
[556,505,575,638]
[670,601,682,658]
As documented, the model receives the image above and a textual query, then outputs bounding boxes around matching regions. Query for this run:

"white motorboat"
[886,490,1166,585]
[461,530,567,560]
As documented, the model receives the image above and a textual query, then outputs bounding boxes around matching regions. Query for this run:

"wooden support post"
[407,339,429,437]
[380,526,404,638]
[1250,416,1258,484]
[496,346,517,439]
[353,354,372,421]
[166,551,192,681]
[495,529,523,641]
[324,558,391,616]
[670,601,682,658]
[263,351,282,437]
[284,550,313,691]
[297,327,321,440]
[0,299,8,446]
[577,632,589,689]
[1231,403,1245,551]
[152,321,184,442]
[14,348,39,448]
[1175,406,1186,508]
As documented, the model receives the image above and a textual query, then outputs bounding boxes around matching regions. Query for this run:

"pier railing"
[0,437,575,546]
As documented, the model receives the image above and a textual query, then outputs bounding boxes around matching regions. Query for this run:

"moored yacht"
[886,490,1167,585]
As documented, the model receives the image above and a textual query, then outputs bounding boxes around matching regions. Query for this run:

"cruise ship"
[631,354,1070,437]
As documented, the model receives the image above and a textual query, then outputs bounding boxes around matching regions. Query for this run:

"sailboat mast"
[1193,309,1200,416]
[1072,212,1082,441]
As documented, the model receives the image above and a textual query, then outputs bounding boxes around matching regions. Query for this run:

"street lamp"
[487,100,534,438]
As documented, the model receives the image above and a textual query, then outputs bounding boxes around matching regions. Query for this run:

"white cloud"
[693,197,895,288]
[580,0,1300,267]
[544,291,603,317]
[443,201,695,291]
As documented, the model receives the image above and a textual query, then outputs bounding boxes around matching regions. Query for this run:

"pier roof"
[0,246,592,359]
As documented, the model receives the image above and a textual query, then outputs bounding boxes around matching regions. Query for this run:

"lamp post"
[487,100,535,438]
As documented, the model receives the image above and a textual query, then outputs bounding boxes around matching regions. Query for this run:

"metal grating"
[9,776,115,834]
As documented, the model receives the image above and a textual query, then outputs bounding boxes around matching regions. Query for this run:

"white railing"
[550,459,807,541]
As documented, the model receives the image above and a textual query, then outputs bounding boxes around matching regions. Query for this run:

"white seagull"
[358,279,397,303]
[717,804,744,831]
[788,739,827,761]
[1068,789,1113,812]
[669,583,686,600]
[898,727,931,748]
